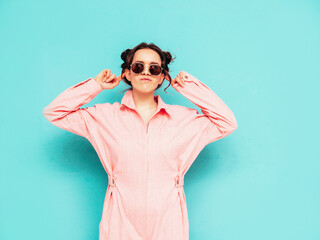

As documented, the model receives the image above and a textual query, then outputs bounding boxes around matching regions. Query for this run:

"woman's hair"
[119,42,176,93]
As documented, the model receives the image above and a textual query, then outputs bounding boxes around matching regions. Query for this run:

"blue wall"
[1,0,319,239]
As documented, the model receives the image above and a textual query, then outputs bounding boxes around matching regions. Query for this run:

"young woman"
[43,42,238,240]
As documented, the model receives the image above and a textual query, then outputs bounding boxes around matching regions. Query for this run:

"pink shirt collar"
[120,89,172,117]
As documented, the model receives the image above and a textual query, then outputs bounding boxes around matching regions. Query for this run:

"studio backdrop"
[1,0,319,239]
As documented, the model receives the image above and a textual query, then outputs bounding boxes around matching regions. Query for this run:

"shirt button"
[184,75,188,79]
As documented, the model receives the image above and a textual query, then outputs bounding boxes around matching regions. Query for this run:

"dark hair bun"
[163,51,173,65]
[121,49,131,61]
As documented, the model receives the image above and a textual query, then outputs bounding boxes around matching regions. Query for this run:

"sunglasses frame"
[129,62,163,76]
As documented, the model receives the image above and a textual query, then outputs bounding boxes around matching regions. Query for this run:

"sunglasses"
[130,62,163,76]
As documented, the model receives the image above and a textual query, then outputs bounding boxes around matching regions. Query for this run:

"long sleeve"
[172,70,238,149]
[42,77,104,141]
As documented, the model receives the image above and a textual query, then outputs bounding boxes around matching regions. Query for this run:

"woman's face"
[124,48,165,93]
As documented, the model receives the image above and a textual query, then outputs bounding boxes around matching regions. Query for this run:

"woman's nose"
[141,66,151,75]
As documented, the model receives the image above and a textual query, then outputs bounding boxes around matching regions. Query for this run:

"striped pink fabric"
[43,71,238,240]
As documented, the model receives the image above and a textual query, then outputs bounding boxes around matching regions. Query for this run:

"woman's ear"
[160,73,165,84]
[124,69,130,81]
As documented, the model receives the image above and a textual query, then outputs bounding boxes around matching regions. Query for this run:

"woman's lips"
[141,78,152,81]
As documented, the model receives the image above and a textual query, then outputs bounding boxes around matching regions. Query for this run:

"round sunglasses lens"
[132,63,144,73]
[150,65,161,75]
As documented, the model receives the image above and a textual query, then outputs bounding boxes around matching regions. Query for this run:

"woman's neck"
[132,89,158,110]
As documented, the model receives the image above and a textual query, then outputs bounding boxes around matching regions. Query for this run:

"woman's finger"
[179,73,185,84]
[104,69,110,78]
[102,70,109,82]
[106,74,116,82]
[109,75,122,88]
[178,76,185,86]
[104,75,109,83]
[179,78,184,86]
[115,75,122,84]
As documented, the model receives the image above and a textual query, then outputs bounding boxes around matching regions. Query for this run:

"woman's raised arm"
[42,70,123,141]
[42,77,104,141]
[171,71,238,147]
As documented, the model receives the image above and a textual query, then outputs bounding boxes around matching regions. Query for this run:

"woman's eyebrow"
[135,60,160,64]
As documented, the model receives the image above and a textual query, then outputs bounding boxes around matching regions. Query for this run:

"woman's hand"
[164,71,185,87]
[94,69,124,89]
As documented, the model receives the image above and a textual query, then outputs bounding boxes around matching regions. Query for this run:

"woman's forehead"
[133,60,160,65]
[133,49,161,64]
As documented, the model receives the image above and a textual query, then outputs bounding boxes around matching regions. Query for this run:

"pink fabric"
[43,71,237,240]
